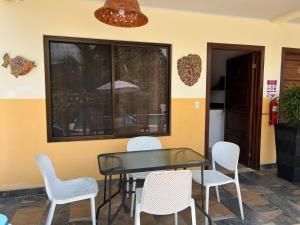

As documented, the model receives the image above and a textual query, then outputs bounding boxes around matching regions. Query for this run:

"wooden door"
[225,53,256,167]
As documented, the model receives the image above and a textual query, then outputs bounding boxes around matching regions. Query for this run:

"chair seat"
[53,177,98,204]
[192,170,233,187]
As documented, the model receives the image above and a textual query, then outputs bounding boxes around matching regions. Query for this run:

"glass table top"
[98,148,210,175]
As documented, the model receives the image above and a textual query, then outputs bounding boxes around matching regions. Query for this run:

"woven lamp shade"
[95,0,148,28]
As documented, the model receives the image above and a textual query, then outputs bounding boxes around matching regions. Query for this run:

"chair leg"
[91,197,96,225]
[190,199,197,225]
[205,187,210,225]
[126,174,130,198]
[235,181,244,220]
[215,186,220,203]
[174,212,178,225]
[134,203,141,225]
[45,202,56,225]
[130,179,137,217]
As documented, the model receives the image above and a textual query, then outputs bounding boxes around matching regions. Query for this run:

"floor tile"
[10,206,45,225]
[2,169,300,225]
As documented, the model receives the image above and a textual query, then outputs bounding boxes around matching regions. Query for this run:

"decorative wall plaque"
[2,53,36,78]
[177,54,202,86]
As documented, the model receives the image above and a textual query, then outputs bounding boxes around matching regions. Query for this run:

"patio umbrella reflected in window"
[97,80,140,94]
[97,80,141,136]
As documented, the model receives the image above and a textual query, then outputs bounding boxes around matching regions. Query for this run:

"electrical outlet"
[195,101,200,109]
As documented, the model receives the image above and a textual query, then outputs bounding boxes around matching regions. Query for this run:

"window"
[44,36,171,142]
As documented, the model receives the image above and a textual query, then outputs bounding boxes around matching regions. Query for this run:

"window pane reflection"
[114,45,169,137]
[49,42,112,137]
[46,38,170,141]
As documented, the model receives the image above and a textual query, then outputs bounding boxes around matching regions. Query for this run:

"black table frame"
[96,149,213,225]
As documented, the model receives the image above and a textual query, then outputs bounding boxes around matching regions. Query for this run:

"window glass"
[114,45,169,137]
[49,42,112,137]
[46,37,170,141]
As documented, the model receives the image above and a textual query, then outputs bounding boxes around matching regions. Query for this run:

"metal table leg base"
[96,174,127,225]
[195,202,213,225]
[96,175,122,221]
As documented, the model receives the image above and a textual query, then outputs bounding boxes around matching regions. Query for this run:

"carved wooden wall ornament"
[177,54,202,86]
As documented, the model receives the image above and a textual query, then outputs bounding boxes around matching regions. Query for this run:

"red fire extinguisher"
[269,97,279,125]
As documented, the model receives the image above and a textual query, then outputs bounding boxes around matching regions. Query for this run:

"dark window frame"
[44,35,172,142]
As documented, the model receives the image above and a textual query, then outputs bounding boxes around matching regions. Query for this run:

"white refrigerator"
[209,109,225,148]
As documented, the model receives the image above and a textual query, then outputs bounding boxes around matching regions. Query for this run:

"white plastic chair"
[0,214,11,225]
[126,136,162,217]
[36,154,98,225]
[135,170,196,225]
[192,142,244,225]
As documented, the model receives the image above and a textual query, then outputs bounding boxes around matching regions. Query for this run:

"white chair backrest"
[141,170,192,215]
[212,141,240,171]
[36,154,60,201]
[127,136,162,152]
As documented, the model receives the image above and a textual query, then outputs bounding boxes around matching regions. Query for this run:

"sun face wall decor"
[177,54,202,86]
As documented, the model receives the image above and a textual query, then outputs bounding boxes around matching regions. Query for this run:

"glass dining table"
[96,147,212,225]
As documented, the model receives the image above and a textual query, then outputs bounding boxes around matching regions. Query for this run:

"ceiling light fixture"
[94,0,148,28]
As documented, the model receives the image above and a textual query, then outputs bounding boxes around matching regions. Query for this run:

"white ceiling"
[140,0,300,23]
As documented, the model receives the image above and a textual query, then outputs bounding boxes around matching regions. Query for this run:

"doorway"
[205,43,265,170]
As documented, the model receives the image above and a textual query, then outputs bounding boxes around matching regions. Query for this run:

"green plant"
[280,87,300,126]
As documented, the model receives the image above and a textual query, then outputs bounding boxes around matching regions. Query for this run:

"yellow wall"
[1,0,299,190]
[0,99,205,190]
[260,99,277,164]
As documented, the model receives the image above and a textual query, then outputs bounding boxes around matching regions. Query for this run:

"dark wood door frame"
[205,43,265,170]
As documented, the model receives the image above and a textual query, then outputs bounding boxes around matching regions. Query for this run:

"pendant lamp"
[94,0,148,28]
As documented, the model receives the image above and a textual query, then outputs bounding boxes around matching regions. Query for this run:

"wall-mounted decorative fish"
[2,53,36,78]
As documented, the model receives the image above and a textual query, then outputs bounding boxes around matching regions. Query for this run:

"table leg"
[122,173,127,209]
[118,174,122,191]
[96,174,128,225]
[96,175,107,222]
[108,174,112,225]
[201,166,204,210]
[103,175,107,201]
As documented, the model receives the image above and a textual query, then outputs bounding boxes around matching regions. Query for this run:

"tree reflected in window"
[45,37,171,142]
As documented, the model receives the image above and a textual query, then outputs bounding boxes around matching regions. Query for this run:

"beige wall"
[0,98,205,190]
[1,0,300,190]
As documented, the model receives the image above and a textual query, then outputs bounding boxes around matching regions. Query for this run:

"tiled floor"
[1,169,300,225]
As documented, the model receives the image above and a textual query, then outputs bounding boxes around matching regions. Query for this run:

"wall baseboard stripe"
[260,163,277,170]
